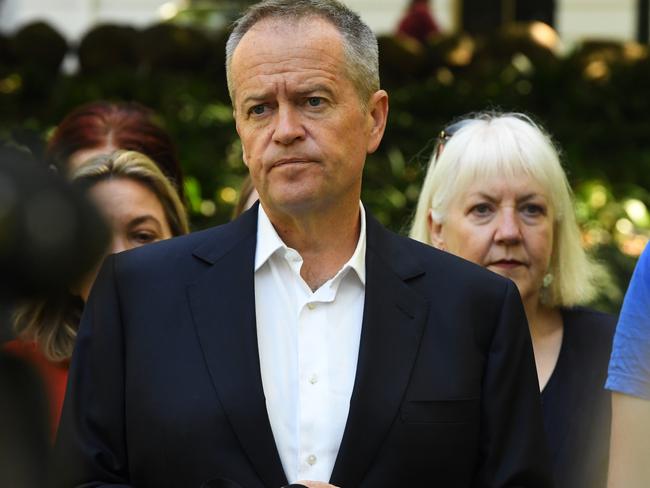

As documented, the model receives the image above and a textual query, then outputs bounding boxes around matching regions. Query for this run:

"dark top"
[541,307,616,488]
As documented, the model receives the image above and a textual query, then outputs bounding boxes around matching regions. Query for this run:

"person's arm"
[474,281,554,487]
[606,245,650,487]
[51,255,132,488]
[608,393,650,488]
[606,246,650,487]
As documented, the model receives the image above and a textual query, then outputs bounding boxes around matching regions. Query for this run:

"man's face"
[230,17,387,216]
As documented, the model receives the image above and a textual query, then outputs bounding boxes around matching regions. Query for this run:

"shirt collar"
[254,203,366,285]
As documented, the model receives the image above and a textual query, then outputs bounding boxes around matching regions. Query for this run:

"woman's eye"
[131,231,157,244]
[470,203,492,216]
[522,204,545,216]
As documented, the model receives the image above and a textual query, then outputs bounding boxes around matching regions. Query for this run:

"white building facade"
[0,0,642,48]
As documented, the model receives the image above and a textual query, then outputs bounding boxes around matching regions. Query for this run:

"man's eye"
[307,97,322,107]
[251,105,266,115]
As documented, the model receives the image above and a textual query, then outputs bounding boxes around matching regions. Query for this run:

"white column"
[557,0,636,46]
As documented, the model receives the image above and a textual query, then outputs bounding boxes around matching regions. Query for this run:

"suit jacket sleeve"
[475,281,554,488]
[52,254,133,488]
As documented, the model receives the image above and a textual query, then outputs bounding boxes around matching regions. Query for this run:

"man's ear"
[427,209,446,250]
[366,89,389,154]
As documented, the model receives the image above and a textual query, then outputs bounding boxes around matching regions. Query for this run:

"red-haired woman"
[45,100,185,199]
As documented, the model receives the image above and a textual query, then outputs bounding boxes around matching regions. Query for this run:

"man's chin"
[262,190,326,216]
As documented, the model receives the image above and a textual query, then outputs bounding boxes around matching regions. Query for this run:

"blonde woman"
[6,150,188,434]
[410,112,615,488]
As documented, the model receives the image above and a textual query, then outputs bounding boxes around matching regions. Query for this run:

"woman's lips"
[490,260,525,269]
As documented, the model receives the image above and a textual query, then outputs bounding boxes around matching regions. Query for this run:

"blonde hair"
[13,150,188,362]
[410,112,601,307]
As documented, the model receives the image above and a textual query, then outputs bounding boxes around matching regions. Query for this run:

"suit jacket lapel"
[330,215,430,488]
[187,206,287,488]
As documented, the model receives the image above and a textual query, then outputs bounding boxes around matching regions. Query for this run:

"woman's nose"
[494,209,522,244]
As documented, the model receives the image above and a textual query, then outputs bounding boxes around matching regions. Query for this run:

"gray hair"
[225,0,379,105]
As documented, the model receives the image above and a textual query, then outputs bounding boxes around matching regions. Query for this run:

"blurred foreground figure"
[53,2,552,487]
[607,243,650,488]
[7,150,188,435]
[410,112,615,488]
[0,147,108,300]
[0,145,108,488]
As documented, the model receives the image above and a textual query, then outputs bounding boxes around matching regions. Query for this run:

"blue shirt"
[606,244,650,399]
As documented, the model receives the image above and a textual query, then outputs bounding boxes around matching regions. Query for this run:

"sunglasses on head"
[434,119,473,161]
[434,113,537,162]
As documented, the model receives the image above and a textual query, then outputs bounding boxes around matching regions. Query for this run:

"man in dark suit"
[53,1,554,487]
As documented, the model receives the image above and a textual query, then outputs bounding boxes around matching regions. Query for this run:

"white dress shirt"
[254,204,366,484]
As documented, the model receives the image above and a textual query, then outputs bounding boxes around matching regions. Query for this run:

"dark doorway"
[516,0,555,26]
[461,0,556,34]
[639,0,650,43]
[461,0,503,34]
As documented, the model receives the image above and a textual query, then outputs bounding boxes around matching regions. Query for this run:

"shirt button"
[307,303,316,310]
[307,454,317,465]
[309,373,319,384]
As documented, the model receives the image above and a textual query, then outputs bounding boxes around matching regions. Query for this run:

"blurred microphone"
[0,145,109,300]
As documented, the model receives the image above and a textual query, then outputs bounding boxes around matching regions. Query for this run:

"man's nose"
[272,105,305,145]
[494,209,522,244]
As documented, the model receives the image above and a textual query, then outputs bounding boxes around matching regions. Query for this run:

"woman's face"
[429,174,554,307]
[78,178,173,301]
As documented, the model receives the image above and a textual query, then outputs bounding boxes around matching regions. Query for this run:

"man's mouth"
[272,158,312,168]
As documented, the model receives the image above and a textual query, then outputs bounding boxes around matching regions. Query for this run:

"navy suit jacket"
[53,205,553,488]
